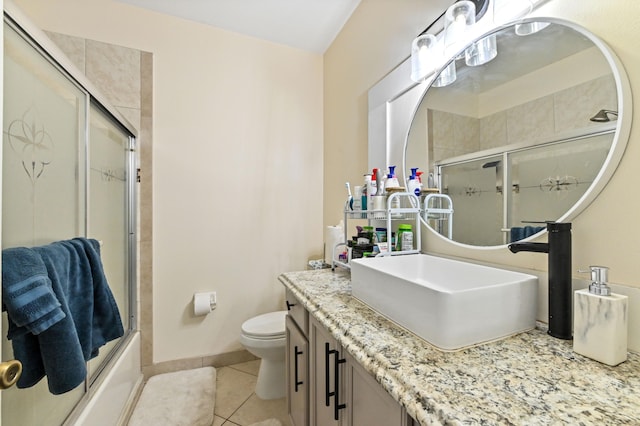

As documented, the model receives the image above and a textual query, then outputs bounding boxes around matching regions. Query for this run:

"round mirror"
[406,18,631,247]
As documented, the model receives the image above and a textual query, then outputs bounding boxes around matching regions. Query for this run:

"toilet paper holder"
[193,291,217,316]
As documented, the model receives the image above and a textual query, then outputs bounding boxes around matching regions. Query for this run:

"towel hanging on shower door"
[2,238,124,394]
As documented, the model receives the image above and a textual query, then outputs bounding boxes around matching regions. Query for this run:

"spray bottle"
[371,168,379,196]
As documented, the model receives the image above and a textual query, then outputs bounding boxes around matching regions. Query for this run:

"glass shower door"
[86,103,132,380]
[2,20,88,426]
[509,133,612,230]
[439,154,503,246]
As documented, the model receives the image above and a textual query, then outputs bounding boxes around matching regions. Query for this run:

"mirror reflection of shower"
[590,109,618,122]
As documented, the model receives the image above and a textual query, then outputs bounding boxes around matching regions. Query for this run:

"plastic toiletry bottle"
[363,174,372,211]
[371,168,379,196]
[362,226,374,243]
[374,227,388,253]
[353,186,363,211]
[376,168,385,196]
[396,224,413,251]
[374,227,387,242]
[408,168,422,197]
[573,266,628,366]
[386,166,400,188]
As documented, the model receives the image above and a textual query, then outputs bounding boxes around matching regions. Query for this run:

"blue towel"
[5,238,124,394]
[2,247,66,337]
[510,226,545,242]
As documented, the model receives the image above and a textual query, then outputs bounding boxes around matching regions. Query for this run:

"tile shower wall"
[46,32,155,367]
[431,75,617,163]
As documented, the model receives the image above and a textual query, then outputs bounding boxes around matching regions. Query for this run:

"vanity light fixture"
[589,109,618,122]
[409,0,545,84]
[435,1,477,87]
[410,1,479,85]
[409,0,493,84]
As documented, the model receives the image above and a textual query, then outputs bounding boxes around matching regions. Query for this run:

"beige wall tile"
[86,39,141,109]
[45,31,86,73]
[506,96,555,145]
[140,52,153,119]
[480,111,508,150]
[554,75,617,133]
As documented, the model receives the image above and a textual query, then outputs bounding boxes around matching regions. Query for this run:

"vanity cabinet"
[286,289,309,426]
[344,351,412,426]
[308,315,413,426]
[285,286,413,426]
[310,315,345,425]
[287,315,309,426]
[286,289,308,335]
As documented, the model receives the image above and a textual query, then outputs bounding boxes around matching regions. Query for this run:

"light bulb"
[444,1,476,58]
[411,34,438,82]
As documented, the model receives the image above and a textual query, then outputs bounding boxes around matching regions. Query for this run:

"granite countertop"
[279,268,640,426]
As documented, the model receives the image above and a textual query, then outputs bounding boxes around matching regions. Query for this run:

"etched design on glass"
[91,167,126,182]
[539,175,579,193]
[5,106,54,183]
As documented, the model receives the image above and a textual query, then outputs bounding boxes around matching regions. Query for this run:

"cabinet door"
[310,317,346,426]
[286,315,309,426]
[344,352,409,426]
[286,288,309,336]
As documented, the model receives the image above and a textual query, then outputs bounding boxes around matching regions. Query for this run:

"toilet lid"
[241,310,287,338]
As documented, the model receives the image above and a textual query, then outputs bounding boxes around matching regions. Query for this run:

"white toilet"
[240,310,287,400]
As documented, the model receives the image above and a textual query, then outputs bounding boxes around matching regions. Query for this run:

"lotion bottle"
[573,266,628,366]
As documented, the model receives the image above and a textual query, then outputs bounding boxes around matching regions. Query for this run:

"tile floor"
[214,360,292,426]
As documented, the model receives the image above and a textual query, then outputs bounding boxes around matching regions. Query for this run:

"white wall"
[13,0,324,363]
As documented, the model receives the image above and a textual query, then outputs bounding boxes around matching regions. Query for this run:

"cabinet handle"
[325,342,332,407]
[325,342,346,420]
[286,300,296,310]
[294,345,303,392]
[333,349,346,421]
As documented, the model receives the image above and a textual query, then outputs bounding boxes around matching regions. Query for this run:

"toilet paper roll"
[324,225,344,265]
[193,292,212,316]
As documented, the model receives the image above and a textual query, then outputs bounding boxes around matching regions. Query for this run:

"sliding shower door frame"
[3,4,139,425]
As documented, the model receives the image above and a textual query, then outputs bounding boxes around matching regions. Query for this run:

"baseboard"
[142,349,258,379]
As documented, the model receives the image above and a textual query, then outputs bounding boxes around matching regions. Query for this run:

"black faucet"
[508,222,572,340]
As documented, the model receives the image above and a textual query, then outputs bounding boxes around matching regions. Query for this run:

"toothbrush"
[345,182,354,210]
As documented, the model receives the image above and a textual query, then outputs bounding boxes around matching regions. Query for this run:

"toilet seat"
[241,310,287,340]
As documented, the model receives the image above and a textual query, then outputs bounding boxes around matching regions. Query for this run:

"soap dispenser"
[573,266,628,366]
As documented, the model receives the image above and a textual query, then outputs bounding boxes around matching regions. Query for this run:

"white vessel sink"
[350,254,538,351]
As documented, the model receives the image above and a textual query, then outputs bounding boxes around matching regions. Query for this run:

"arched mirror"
[405,18,631,247]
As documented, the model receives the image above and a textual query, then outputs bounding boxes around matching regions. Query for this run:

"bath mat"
[128,366,216,426]
[249,419,283,426]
